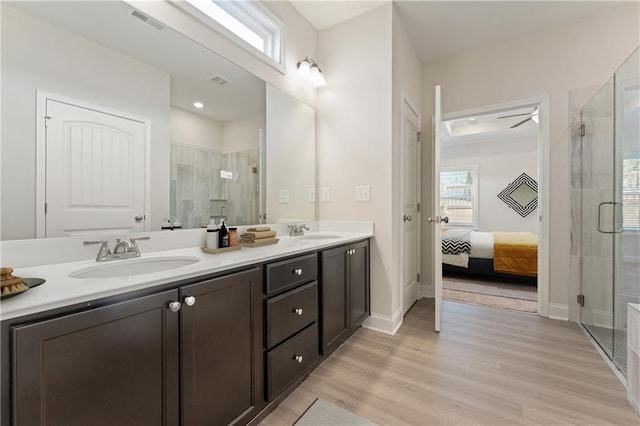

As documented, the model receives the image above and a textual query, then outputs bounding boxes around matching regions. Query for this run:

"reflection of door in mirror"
[43,97,147,237]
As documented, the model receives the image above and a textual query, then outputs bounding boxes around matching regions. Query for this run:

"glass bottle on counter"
[219,220,229,248]
[229,227,238,246]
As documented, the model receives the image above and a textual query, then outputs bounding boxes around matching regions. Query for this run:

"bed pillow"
[442,228,471,254]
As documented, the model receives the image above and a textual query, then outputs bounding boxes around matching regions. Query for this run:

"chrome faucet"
[84,236,150,262]
[288,224,310,237]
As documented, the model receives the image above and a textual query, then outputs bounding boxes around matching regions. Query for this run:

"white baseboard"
[363,309,403,335]
[548,303,569,321]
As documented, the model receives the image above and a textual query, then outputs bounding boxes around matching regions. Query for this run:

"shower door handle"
[596,201,623,234]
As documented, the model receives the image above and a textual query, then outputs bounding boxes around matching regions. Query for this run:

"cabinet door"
[12,289,180,426]
[321,246,349,356]
[349,241,370,334]
[180,268,263,426]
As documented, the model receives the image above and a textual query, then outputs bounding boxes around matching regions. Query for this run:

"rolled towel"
[246,226,271,233]
[241,230,276,241]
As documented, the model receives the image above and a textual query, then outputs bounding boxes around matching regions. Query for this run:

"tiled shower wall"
[170,143,259,228]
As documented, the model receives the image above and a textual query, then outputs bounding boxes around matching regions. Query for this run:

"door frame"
[35,91,152,237]
[437,95,551,317]
[399,92,422,315]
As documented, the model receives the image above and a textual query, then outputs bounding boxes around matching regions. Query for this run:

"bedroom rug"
[294,398,377,426]
[442,274,537,313]
[442,274,537,301]
[442,288,537,313]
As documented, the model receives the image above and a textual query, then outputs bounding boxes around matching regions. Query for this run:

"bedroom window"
[623,157,640,229]
[175,0,284,70]
[440,167,478,227]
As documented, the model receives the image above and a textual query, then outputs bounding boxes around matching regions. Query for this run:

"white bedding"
[470,231,494,259]
[442,230,493,268]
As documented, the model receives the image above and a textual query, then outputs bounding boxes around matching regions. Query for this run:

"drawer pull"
[183,296,196,307]
[293,307,304,316]
[293,355,304,363]
[292,268,303,276]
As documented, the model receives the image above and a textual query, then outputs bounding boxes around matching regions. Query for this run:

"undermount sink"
[69,256,201,279]
[298,234,341,241]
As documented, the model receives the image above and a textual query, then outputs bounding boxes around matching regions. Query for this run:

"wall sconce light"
[297,57,326,88]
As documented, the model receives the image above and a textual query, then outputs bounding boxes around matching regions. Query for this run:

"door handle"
[427,216,449,224]
[596,202,623,234]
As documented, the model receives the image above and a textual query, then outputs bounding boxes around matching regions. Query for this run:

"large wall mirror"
[1,1,316,240]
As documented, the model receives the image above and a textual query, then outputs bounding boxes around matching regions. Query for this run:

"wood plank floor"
[261,299,638,425]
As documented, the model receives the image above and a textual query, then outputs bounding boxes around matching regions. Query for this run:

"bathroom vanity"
[0,231,371,426]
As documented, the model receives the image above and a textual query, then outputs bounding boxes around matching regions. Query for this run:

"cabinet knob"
[183,296,196,307]
[293,307,303,316]
[168,301,182,312]
[292,268,303,276]
[347,249,355,255]
[293,355,303,363]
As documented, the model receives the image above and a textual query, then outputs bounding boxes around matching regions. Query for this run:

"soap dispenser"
[219,220,229,248]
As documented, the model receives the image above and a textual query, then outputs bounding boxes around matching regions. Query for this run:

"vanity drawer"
[265,253,317,294]
[266,323,318,401]
[266,282,318,349]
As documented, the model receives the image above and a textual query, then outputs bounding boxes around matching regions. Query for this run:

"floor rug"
[294,398,377,426]
[443,274,537,301]
[442,288,537,313]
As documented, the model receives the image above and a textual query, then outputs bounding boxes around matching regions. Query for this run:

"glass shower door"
[580,77,616,362]
[613,48,640,376]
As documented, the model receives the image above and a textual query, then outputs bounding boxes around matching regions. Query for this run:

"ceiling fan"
[497,107,539,128]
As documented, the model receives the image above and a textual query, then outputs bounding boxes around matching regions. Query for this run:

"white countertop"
[0,231,372,321]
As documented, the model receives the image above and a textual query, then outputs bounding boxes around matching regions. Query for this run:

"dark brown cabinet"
[10,268,262,426]
[264,254,320,402]
[180,269,263,426]
[12,289,181,426]
[321,240,370,356]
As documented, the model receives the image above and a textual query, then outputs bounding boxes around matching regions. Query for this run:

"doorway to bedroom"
[439,103,542,314]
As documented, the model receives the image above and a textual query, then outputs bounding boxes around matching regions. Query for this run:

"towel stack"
[1,267,28,297]
[240,227,278,246]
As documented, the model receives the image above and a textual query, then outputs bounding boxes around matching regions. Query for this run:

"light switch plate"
[278,190,289,204]
[322,187,331,202]
[308,188,316,203]
[355,185,370,202]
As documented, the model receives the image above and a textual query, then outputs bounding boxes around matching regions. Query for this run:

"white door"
[402,101,421,315]
[45,99,146,237]
[428,85,446,332]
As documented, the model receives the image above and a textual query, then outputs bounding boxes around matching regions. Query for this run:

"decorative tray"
[200,245,243,254]
[1,278,46,300]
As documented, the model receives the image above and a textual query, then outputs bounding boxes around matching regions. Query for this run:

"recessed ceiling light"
[468,117,477,124]
[193,102,204,109]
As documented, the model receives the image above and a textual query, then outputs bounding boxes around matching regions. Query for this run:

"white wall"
[421,3,640,317]
[391,6,424,322]
[318,5,394,321]
[266,85,315,223]
[170,107,223,151]
[1,5,170,240]
[442,136,538,233]
[223,111,265,153]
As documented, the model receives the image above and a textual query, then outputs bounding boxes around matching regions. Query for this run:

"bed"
[442,229,537,284]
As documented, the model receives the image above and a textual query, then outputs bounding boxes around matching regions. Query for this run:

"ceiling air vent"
[209,75,232,86]
[130,9,164,31]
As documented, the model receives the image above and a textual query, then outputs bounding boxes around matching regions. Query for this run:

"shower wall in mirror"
[170,144,260,228]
